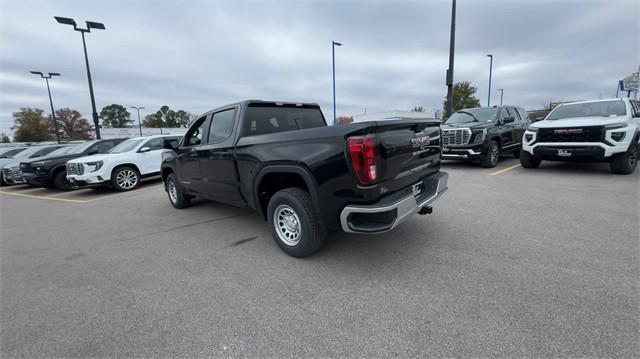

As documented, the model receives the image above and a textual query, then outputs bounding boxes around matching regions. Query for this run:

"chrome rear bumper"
[442,148,481,159]
[340,172,448,234]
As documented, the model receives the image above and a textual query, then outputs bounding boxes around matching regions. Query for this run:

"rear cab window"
[242,103,326,137]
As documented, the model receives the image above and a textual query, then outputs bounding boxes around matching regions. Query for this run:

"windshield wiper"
[457,111,479,122]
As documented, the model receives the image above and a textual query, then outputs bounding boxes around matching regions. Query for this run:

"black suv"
[441,106,530,167]
[21,138,126,190]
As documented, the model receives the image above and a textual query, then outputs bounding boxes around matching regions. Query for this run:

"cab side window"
[184,116,208,146]
[517,108,530,123]
[501,107,513,119]
[631,100,640,117]
[207,109,236,144]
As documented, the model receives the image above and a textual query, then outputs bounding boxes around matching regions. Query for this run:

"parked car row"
[0,135,180,191]
[441,98,639,174]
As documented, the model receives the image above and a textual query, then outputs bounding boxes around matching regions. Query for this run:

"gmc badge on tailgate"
[411,135,431,150]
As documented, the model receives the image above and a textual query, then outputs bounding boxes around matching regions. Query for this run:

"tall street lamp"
[131,106,145,136]
[486,54,493,107]
[497,88,504,106]
[332,41,342,125]
[55,16,105,139]
[30,71,61,144]
[445,0,456,119]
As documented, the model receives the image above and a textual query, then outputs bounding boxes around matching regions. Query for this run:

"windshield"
[109,139,144,153]
[547,100,626,120]
[67,141,97,154]
[45,145,78,157]
[447,108,499,124]
[0,148,27,158]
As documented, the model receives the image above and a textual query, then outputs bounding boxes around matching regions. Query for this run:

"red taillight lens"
[348,135,378,186]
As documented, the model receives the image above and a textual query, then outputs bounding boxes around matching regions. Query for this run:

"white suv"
[67,135,180,191]
[521,98,640,174]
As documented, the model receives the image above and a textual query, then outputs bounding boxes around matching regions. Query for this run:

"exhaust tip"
[418,206,432,215]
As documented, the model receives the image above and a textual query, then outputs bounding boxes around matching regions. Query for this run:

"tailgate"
[372,120,442,193]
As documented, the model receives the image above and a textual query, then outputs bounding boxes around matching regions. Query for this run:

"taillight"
[348,135,378,186]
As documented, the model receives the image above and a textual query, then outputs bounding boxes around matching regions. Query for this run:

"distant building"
[352,110,437,123]
[99,127,187,139]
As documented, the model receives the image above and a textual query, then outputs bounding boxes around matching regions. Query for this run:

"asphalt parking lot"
[1,157,638,357]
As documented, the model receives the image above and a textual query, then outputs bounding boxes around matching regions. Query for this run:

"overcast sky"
[1,0,638,134]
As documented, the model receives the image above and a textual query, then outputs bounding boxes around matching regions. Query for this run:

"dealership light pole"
[497,88,504,106]
[486,54,493,107]
[30,71,61,144]
[332,40,342,125]
[131,106,145,136]
[55,16,105,139]
[445,0,456,119]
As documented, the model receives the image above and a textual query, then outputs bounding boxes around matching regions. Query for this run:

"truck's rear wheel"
[267,188,325,257]
[520,150,541,168]
[610,146,638,174]
[165,173,191,209]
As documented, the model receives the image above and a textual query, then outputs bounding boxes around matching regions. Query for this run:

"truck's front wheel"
[520,150,541,168]
[267,188,325,257]
[480,140,500,168]
[165,173,191,209]
[610,145,639,174]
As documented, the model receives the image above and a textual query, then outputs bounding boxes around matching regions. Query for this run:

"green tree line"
[11,104,196,142]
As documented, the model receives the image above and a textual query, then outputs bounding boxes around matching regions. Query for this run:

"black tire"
[111,166,140,192]
[480,140,500,168]
[165,173,191,209]
[520,150,541,168]
[0,176,5,186]
[610,145,638,175]
[267,188,325,258]
[513,149,521,158]
[53,170,74,191]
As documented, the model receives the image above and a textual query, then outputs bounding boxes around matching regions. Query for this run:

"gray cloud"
[1,0,638,135]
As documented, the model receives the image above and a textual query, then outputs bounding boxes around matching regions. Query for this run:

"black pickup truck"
[161,100,448,257]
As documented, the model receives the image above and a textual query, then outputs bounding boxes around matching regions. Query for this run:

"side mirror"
[502,116,515,124]
[139,147,151,153]
[88,149,99,155]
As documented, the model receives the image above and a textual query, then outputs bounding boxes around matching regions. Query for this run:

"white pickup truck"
[520,98,640,174]
[66,135,180,191]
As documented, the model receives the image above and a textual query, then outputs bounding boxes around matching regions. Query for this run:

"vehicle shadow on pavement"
[442,157,519,169]
[532,161,631,176]
[317,224,426,265]
[2,184,41,192]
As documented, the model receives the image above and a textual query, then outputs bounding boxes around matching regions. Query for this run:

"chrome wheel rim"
[274,205,301,246]
[116,169,138,189]
[490,145,499,165]
[168,180,178,203]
